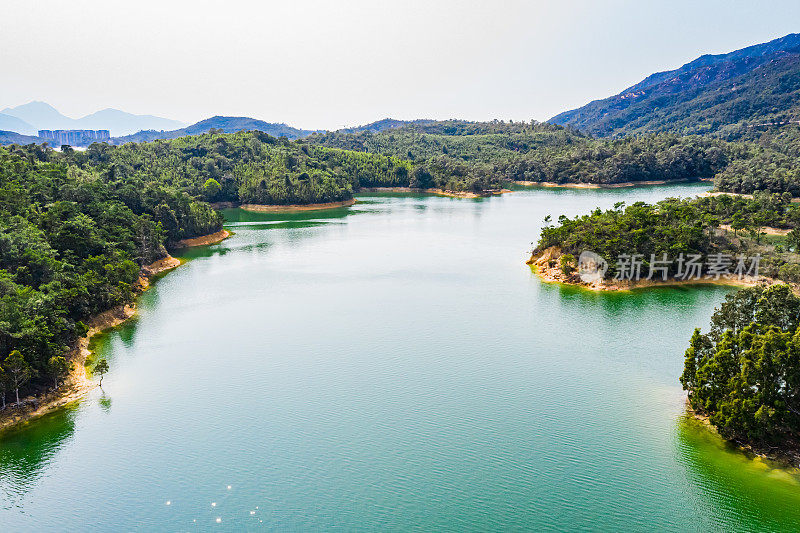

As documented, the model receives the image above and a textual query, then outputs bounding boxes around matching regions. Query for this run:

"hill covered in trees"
[337,118,438,134]
[112,116,318,144]
[0,142,222,403]
[534,193,800,283]
[713,127,800,196]
[550,33,800,138]
[308,120,745,186]
[0,130,442,401]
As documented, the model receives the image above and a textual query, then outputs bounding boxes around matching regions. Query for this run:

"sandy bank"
[0,303,142,434]
[359,186,510,198]
[526,246,766,292]
[429,188,511,199]
[719,224,791,236]
[174,229,231,248]
[699,191,800,203]
[514,179,693,189]
[240,199,357,212]
[0,254,186,433]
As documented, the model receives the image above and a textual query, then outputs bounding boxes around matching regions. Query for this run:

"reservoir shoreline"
[526,246,765,292]
[240,199,357,212]
[513,178,697,189]
[686,401,800,468]
[0,229,231,434]
[359,187,511,198]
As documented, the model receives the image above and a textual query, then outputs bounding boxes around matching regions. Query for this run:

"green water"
[2,183,800,531]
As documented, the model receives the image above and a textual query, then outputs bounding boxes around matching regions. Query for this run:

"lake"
[2,183,800,531]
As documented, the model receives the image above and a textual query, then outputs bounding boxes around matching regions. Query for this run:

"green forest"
[682,285,800,454]
[307,122,740,186]
[713,128,800,196]
[0,131,446,400]
[535,193,800,281]
[307,120,800,196]
[0,142,223,403]
[3,116,800,419]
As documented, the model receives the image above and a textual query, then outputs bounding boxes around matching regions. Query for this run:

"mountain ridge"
[111,115,318,143]
[550,33,800,137]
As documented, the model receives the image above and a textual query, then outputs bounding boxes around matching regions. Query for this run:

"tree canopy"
[681,285,800,451]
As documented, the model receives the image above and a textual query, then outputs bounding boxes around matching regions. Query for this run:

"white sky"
[2,0,799,130]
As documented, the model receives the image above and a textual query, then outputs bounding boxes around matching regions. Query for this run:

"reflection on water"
[676,415,800,530]
[219,204,360,225]
[0,406,78,509]
[98,394,113,413]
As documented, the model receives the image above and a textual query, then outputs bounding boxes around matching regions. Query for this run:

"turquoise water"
[3,183,800,531]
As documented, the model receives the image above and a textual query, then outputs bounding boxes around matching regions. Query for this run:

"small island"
[528,193,800,291]
[528,192,800,464]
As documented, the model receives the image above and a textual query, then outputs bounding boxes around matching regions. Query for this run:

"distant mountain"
[550,33,800,137]
[0,113,36,135]
[74,108,184,135]
[113,116,317,143]
[339,118,437,133]
[1,101,70,130]
[0,101,185,136]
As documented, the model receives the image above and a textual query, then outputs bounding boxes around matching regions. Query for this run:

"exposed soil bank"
[514,179,693,189]
[527,246,766,292]
[174,229,231,248]
[699,191,800,203]
[240,199,357,212]
[718,224,791,236]
[0,256,179,433]
[0,228,230,433]
[359,187,510,198]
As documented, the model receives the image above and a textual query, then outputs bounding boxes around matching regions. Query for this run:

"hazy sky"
[2,0,799,130]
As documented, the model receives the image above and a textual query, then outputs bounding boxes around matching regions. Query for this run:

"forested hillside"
[0,130,438,398]
[309,120,742,186]
[86,129,504,199]
[112,116,317,144]
[550,33,800,138]
[713,128,800,195]
[0,143,222,400]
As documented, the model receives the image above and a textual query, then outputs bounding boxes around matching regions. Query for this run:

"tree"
[0,364,7,409]
[681,285,800,447]
[560,253,576,276]
[788,228,800,252]
[4,350,32,405]
[731,213,746,236]
[94,359,109,387]
[748,213,767,244]
[202,178,222,201]
[47,356,71,390]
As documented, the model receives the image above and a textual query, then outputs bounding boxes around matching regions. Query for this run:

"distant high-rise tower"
[38,129,111,146]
